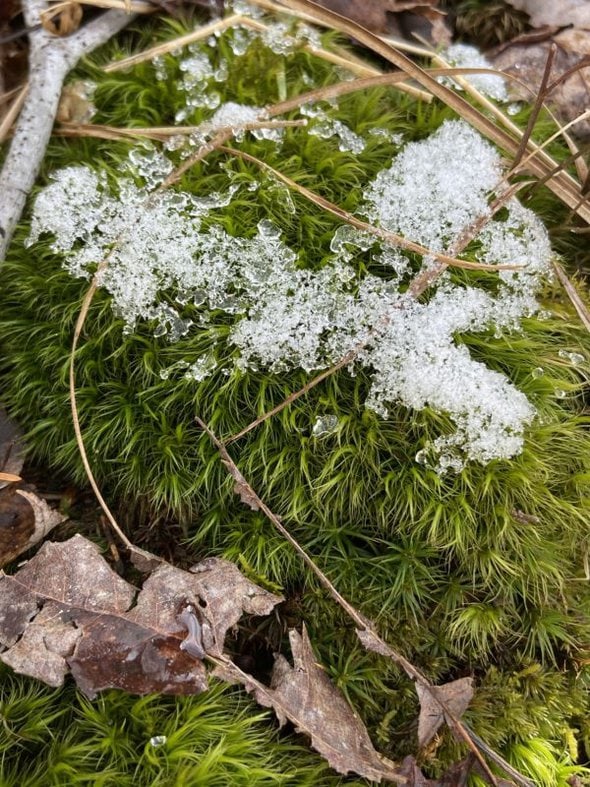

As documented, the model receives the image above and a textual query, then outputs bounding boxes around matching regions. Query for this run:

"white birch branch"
[0,1,135,261]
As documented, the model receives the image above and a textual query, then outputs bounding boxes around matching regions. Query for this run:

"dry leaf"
[312,0,450,45]
[41,2,84,36]
[416,677,474,747]
[506,0,590,29]
[0,488,66,568]
[0,407,24,487]
[0,534,282,696]
[399,756,440,786]
[492,27,590,139]
[215,626,405,783]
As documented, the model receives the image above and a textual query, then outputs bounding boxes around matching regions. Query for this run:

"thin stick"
[44,0,153,16]
[512,108,590,177]
[511,43,556,172]
[219,146,521,273]
[0,84,27,108]
[161,128,234,188]
[55,118,307,141]
[199,418,535,787]
[69,262,133,550]
[103,14,259,72]
[266,68,512,118]
[552,261,590,333]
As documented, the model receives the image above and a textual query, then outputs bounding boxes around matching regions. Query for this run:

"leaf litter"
[0,408,65,567]
[0,534,428,782]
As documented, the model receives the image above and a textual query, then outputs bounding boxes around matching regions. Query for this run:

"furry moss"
[0,666,347,786]
[1,11,590,784]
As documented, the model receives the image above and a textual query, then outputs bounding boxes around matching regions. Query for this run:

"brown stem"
[199,417,536,787]
[226,184,524,444]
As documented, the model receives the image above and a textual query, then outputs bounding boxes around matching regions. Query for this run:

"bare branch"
[0,1,134,262]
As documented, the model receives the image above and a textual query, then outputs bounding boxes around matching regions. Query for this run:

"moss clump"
[0,667,345,785]
[1,9,589,784]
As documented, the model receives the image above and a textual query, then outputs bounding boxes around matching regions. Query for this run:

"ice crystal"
[28,119,554,470]
[302,103,365,153]
[198,102,283,143]
[363,119,502,252]
[440,43,508,102]
[312,415,339,437]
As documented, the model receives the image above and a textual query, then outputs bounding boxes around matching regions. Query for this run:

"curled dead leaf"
[215,626,405,783]
[41,2,83,36]
[505,0,590,29]
[312,0,450,45]
[416,677,474,748]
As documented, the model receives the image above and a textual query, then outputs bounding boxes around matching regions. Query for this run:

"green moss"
[1,11,589,785]
[0,668,345,786]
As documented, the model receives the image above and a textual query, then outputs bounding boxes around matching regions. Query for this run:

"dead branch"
[0,0,135,263]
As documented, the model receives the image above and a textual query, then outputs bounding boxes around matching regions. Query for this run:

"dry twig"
[0,0,135,262]
[198,417,534,787]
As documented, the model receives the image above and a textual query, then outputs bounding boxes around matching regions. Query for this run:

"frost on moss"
[27,118,552,471]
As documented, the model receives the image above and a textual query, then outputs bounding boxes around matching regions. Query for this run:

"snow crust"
[27,120,552,470]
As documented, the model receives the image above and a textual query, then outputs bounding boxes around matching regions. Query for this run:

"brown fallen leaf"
[0,534,282,696]
[398,756,438,786]
[0,407,24,487]
[312,0,450,46]
[0,487,66,568]
[215,626,405,783]
[416,677,474,748]
[491,26,590,139]
[506,0,590,29]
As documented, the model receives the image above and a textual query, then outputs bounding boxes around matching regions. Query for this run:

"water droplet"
[184,352,217,382]
[507,102,523,116]
[150,735,167,747]
[531,367,544,379]
[312,415,339,437]
[558,349,585,365]
[415,448,428,465]
[555,389,567,399]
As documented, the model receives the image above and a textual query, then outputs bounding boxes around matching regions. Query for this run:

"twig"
[103,14,259,72]
[226,184,524,444]
[551,261,590,333]
[198,417,534,787]
[510,43,556,172]
[69,261,133,550]
[0,0,135,263]
[54,117,307,142]
[219,146,521,273]
[0,84,28,145]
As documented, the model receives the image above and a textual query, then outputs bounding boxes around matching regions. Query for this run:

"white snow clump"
[440,43,508,102]
[27,120,552,471]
